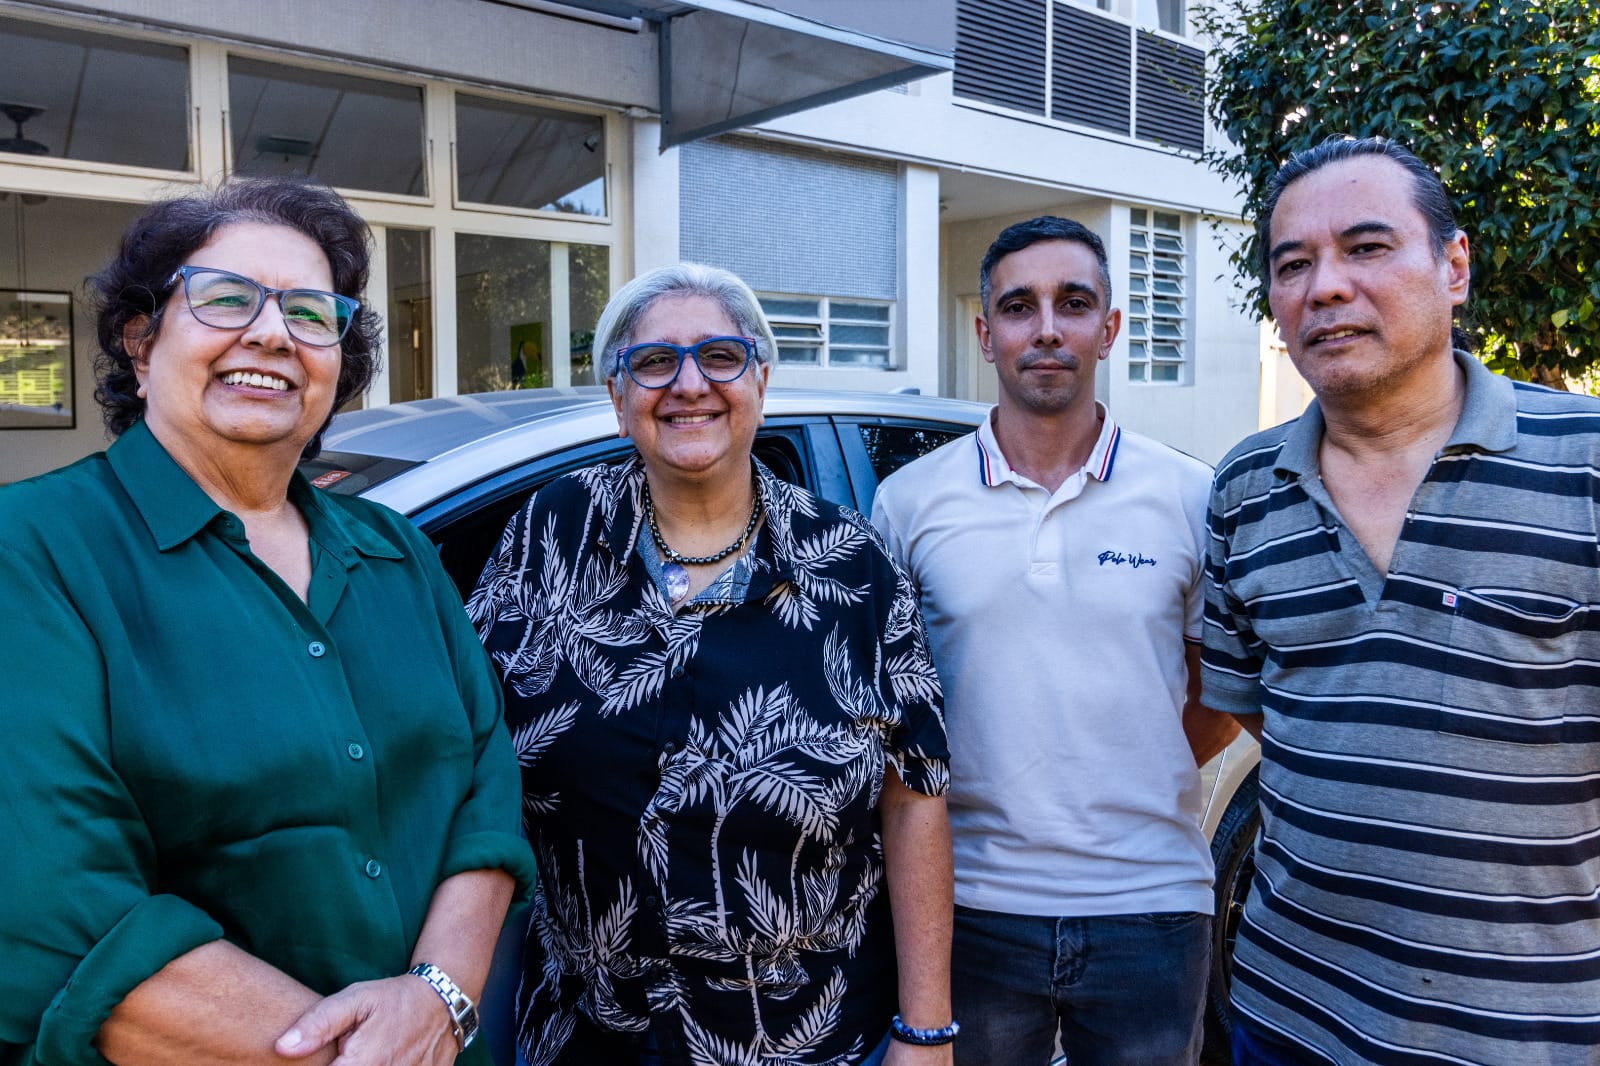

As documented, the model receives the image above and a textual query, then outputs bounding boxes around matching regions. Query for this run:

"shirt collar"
[974,401,1121,487]
[1276,350,1518,479]
[107,419,404,563]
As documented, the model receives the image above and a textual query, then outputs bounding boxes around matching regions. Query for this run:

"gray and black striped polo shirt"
[1202,352,1600,1065]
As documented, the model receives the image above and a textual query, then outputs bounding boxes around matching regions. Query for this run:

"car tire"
[1202,766,1260,1062]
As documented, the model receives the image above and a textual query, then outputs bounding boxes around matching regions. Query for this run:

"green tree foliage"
[1195,0,1600,377]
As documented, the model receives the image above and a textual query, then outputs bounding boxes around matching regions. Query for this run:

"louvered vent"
[1135,31,1204,151]
[1052,4,1131,135]
[954,0,1047,115]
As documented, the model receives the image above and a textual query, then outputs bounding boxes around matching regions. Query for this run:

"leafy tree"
[1194,0,1600,380]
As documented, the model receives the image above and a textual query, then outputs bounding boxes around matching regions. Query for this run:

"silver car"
[306,386,1260,1062]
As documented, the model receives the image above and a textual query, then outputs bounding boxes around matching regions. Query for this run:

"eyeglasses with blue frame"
[614,336,757,389]
[167,265,359,348]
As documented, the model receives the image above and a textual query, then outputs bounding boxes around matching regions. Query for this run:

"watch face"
[459,1011,480,1048]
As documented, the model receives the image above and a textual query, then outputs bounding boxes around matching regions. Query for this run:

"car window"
[836,419,971,514]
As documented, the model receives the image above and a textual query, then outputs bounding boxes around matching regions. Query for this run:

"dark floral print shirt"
[470,456,949,1066]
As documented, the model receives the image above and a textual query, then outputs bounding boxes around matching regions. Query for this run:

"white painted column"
[899,163,941,395]
[629,118,680,277]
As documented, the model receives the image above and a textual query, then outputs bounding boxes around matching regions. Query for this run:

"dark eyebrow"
[996,281,1102,306]
[1269,220,1400,265]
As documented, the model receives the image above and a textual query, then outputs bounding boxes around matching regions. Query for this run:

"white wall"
[1,196,147,484]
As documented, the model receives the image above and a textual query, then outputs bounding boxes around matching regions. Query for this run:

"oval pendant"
[663,562,691,606]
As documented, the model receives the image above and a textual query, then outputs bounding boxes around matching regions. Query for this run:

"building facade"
[0,0,1273,483]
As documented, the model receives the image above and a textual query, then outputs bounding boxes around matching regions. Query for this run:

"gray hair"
[594,262,778,382]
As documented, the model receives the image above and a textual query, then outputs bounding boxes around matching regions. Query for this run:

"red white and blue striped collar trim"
[974,403,1121,487]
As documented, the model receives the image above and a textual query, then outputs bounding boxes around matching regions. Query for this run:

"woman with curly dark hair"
[0,177,534,1065]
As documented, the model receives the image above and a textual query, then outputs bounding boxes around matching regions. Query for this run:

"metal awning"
[549,0,955,148]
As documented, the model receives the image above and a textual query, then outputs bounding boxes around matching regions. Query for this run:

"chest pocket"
[1435,587,1585,743]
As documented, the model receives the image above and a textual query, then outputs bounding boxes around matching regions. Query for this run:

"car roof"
[322,386,988,463]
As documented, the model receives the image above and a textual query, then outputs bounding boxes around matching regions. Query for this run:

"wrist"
[889,1015,960,1047]
[407,962,480,1051]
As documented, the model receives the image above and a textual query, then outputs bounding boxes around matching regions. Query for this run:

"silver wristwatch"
[407,962,480,1051]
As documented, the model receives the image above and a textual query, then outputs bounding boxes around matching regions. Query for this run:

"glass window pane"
[0,290,73,427]
[1129,232,1148,250]
[760,297,822,319]
[1155,210,1183,231]
[775,342,821,365]
[832,302,890,322]
[773,324,823,341]
[1154,235,1183,253]
[1151,362,1181,382]
[456,234,551,392]
[0,16,189,170]
[567,243,610,385]
[455,94,605,215]
[1153,321,1184,340]
[1129,276,1148,294]
[858,424,965,481]
[1129,319,1148,338]
[1154,279,1184,296]
[1153,343,1184,361]
[229,57,424,196]
[1130,208,1148,226]
[386,228,433,404]
[1129,297,1148,315]
[1154,256,1184,275]
[831,323,889,346]
[1130,253,1148,271]
[1153,299,1183,317]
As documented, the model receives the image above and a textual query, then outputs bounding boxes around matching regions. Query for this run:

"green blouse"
[0,421,535,1064]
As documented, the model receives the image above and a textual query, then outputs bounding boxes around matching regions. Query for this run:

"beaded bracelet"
[889,1015,961,1046]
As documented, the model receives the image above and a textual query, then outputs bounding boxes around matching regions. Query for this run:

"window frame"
[757,293,896,372]
[1126,207,1191,386]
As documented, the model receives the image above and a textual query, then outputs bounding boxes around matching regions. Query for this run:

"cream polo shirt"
[873,405,1216,916]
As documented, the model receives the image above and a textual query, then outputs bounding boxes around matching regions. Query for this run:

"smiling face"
[606,292,768,488]
[1265,155,1470,403]
[978,238,1120,422]
[131,221,342,473]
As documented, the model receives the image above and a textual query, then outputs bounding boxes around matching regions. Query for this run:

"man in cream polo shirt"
[873,216,1238,1065]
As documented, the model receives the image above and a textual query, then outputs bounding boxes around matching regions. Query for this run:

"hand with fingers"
[276,973,462,1066]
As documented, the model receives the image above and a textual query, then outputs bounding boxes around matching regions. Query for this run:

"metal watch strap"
[407,962,480,1051]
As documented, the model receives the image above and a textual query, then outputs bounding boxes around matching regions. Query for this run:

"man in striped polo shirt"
[1203,135,1600,1065]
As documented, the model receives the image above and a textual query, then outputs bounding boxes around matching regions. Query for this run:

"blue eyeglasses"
[615,336,757,389]
[168,266,359,347]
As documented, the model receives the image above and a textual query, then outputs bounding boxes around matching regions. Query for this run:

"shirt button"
[364,859,382,878]
[661,740,677,756]
[347,742,365,760]
[308,641,326,658]
[643,894,659,910]
[670,665,685,679]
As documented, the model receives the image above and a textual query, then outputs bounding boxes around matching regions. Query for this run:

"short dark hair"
[980,216,1112,313]
[1258,136,1459,292]
[92,177,381,458]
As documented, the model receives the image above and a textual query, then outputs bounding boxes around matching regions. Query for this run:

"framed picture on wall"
[0,290,74,430]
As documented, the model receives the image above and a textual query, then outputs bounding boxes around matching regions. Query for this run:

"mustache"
[1017,352,1079,371]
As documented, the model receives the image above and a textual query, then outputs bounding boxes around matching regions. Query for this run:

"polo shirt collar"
[975,402,1122,487]
[107,419,404,563]
[1276,350,1518,479]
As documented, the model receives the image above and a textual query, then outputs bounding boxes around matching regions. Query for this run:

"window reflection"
[229,57,425,196]
[455,94,605,215]
[0,16,189,171]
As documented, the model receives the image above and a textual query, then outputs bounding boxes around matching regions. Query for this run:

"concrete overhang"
[549,0,955,147]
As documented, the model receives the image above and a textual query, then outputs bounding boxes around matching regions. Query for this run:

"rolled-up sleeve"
[424,544,538,903]
[0,545,223,1060]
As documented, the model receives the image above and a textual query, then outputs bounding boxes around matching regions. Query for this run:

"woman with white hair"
[470,263,958,1065]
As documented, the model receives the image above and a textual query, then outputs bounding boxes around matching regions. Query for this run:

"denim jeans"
[951,904,1211,1066]
[1231,1013,1336,1066]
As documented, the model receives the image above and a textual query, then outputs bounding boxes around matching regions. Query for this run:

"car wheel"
[1202,766,1259,1061]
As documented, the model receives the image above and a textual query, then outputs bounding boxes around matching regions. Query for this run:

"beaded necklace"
[643,476,763,566]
